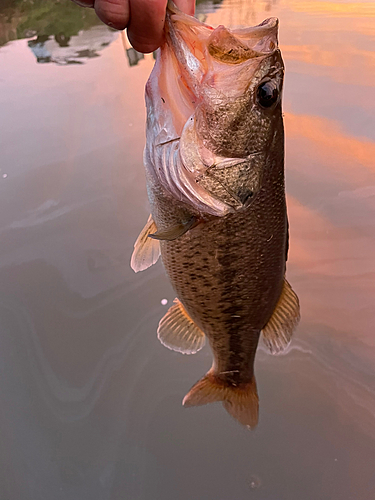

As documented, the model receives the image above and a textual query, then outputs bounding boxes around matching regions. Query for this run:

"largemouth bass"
[131,2,300,427]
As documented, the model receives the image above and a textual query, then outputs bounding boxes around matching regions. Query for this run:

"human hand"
[71,0,195,53]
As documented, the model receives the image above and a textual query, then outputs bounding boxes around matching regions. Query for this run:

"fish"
[131,2,300,428]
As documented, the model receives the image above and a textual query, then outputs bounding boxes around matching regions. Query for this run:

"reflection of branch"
[120,30,127,57]
[126,48,144,67]
[120,30,144,67]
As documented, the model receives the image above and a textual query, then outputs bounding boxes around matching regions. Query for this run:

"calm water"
[1,0,375,498]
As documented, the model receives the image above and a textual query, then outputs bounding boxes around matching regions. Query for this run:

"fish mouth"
[166,2,279,60]
[165,4,279,89]
[206,19,279,64]
[161,5,281,137]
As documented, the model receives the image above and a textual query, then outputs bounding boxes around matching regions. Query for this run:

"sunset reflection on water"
[0,0,375,499]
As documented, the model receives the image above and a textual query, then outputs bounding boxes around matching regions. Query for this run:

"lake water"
[1,0,375,499]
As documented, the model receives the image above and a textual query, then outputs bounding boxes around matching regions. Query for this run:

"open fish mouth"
[153,3,281,138]
[166,1,279,59]
[165,5,279,102]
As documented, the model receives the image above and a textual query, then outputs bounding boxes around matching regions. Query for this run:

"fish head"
[147,4,284,215]
[197,20,284,159]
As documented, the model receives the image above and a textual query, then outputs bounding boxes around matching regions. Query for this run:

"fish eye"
[256,81,279,108]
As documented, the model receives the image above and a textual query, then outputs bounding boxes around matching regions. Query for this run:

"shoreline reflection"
[27,25,118,65]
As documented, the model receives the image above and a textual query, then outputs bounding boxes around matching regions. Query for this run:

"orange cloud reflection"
[288,1,375,17]
[285,113,375,186]
[282,44,375,86]
[283,44,375,70]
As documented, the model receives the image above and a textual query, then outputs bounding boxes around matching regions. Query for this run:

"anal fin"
[261,278,300,354]
[130,215,161,273]
[157,298,205,354]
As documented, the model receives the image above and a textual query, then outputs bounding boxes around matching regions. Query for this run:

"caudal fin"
[182,371,259,428]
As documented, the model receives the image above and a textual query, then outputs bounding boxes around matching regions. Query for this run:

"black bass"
[131,2,300,427]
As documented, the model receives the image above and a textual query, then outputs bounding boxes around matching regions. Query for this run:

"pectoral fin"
[157,298,206,354]
[149,216,198,241]
[261,279,300,354]
[130,215,161,273]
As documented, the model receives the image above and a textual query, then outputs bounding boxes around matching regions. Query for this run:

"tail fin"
[182,371,259,428]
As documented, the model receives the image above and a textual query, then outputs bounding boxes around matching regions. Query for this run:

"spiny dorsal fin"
[261,278,300,355]
[183,371,259,428]
[157,298,206,354]
[130,215,161,273]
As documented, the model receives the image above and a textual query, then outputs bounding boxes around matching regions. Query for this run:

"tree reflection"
[0,0,100,44]
[26,26,117,65]
[0,0,228,66]
[0,0,117,64]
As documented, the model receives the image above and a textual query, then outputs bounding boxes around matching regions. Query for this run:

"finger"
[71,0,94,7]
[94,0,130,30]
[127,0,167,54]
[174,0,195,16]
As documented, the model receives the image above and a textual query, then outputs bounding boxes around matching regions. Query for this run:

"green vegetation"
[0,0,100,45]
[0,0,223,47]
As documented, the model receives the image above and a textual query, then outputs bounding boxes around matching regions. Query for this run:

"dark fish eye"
[257,81,279,108]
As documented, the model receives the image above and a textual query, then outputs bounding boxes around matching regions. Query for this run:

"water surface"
[1,1,375,499]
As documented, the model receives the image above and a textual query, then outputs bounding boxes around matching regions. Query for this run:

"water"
[1,0,375,498]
